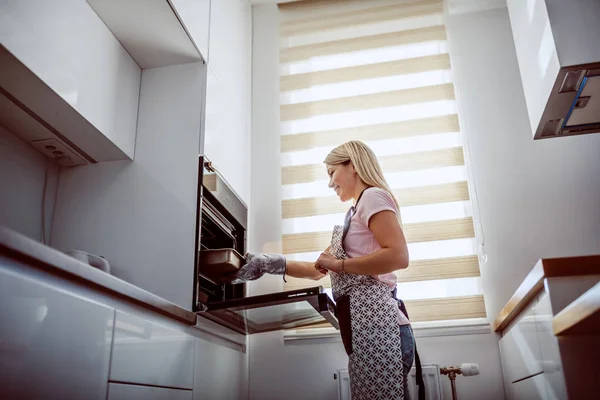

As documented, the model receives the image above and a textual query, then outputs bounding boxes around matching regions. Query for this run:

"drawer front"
[0,260,114,400]
[534,292,567,400]
[108,383,192,400]
[499,300,543,383]
[110,311,195,389]
[193,334,245,400]
[510,374,548,400]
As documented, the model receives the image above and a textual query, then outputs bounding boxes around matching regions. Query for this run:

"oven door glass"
[198,286,338,335]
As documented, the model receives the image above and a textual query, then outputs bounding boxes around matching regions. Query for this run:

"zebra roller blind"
[278,0,486,324]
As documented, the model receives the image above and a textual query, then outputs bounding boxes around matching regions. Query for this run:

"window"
[278,0,486,330]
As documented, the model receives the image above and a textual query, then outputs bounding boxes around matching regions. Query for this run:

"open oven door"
[198,286,338,335]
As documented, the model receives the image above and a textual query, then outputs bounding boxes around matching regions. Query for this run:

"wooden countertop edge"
[553,282,600,336]
[0,226,198,326]
[492,255,600,332]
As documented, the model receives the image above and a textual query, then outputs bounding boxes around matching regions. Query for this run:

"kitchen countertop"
[492,255,600,332]
[0,226,197,325]
[552,281,600,335]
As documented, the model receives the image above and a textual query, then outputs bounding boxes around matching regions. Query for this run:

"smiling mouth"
[334,186,340,195]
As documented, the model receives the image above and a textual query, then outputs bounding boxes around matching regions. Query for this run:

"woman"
[233,141,414,400]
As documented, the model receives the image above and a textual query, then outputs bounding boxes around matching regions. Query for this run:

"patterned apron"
[329,224,405,400]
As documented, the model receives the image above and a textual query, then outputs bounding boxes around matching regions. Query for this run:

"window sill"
[284,318,491,343]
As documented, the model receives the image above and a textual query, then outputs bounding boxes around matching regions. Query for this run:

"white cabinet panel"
[193,334,245,400]
[51,62,204,309]
[203,66,221,164]
[499,299,543,383]
[510,374,548,400]
[0,0,141,159]
[108,383,192,400]
[534,292,567,400]
[110,311,195,389]
[0,258,114,400]
[506,0,560,137]
[204,0,251,203]
[171,0,211,62]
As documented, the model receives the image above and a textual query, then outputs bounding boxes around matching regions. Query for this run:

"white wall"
[50,62,205,309]
[247,4,504,400]
[0,126,59,243]
[446,7,600,322]
[249,332,504,400]
[203,0,253,203]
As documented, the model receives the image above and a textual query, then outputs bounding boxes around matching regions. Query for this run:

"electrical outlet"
[31,138,87,167]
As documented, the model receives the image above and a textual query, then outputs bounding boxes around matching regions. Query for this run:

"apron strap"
[394,291,425,400]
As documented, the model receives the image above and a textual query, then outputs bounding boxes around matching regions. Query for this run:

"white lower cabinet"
[0,258,114,400]
[193,333,246,400]
[108,383,192,400]
[0,256,248,400]
[511,374,548,400]
[110,311,195,389]
[500,290,569,400]
[534,292,567,400]
[499,299,543,384]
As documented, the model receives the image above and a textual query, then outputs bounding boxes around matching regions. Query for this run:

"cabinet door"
[193,333,246,400]
[534,292,567,400]
[108,383,192,400]
[204,0,251,203]
[0,0,141,159]
[203,65,221,164]
[499,299,544,383]
[510,374,548,400]
[110,311,195,389]
[0,258,114,400]
[171,0,210,61]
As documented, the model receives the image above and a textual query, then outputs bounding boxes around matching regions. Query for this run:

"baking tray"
[199,248,245,284]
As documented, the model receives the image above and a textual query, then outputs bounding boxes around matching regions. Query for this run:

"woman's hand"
[227,253,286,284]
[316,252,343,273]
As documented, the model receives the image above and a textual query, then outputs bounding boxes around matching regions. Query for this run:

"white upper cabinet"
[171,0,211,62]
[506,0,600,139]
[86,0,203,69]
[203,0,252,203]
[0,0,141,160]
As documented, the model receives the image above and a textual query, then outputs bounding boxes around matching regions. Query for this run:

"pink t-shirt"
[344,187,399,288]
[343,187,409,325]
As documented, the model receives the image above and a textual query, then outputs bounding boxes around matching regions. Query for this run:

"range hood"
[507,0,600,139]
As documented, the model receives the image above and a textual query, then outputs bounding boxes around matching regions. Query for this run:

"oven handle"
[319,294,339,330]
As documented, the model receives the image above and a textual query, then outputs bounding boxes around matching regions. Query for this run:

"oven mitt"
[229,253,286,284]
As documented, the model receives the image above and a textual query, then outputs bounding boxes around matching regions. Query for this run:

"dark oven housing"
[193,156,247,310]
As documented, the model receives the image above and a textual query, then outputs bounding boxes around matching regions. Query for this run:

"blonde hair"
[323,141,401,214]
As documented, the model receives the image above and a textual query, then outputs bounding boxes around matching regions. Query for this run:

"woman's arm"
[286,245,329,280]
[317,210,409,275]
[286,260,326,280]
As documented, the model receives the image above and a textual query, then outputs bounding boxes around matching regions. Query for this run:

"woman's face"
[326,162,357,202]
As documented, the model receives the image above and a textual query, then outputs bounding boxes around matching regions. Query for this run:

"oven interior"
[193,157,338,334]
[196,192,246,307]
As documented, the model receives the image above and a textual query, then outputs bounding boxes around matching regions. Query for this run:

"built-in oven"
[193,156,338,335]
